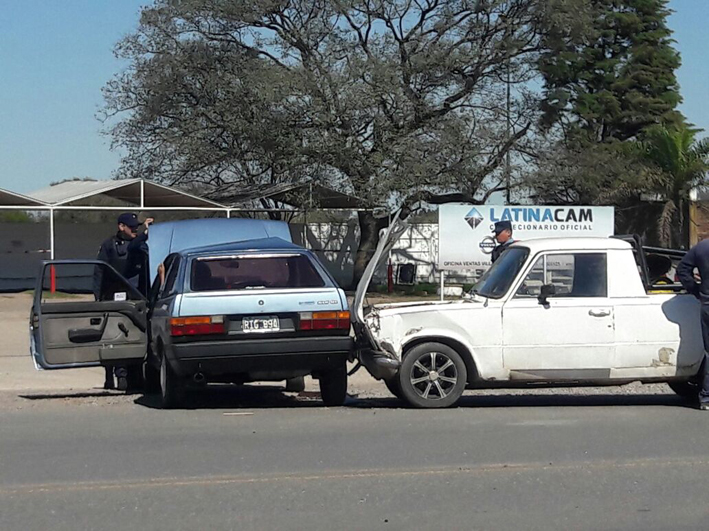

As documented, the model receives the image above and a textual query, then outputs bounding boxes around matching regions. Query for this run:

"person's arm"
[158,262,166,287]
[677,247,700,297]
[127,230,148,252]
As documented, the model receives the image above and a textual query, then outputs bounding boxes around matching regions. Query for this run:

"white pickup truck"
[353,217,703,408]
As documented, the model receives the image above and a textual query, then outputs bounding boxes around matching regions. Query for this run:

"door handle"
[588,309,611,317]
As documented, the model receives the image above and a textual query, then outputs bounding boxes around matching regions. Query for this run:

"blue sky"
[0,0,707,194]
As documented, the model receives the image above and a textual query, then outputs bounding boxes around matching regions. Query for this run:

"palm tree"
[640,126,709,248]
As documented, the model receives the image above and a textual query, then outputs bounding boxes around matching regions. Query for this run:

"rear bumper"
[168,336,353,376]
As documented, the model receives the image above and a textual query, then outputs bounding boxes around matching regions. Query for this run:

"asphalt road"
[2,386,709,531]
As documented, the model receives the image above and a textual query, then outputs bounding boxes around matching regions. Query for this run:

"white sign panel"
[438,204,615,272]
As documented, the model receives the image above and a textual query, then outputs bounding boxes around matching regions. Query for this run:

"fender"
[399,327,503,381]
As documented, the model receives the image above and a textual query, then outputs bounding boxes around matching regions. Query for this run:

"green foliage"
[103,0,570,284]
[104,0,555,209]
[539,0,684,142]
[0,211,33,223]
[639,125,709,246]
[532,124,709,247]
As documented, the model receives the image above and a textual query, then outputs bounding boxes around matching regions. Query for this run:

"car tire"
[160,353,185,409]
[669,381,698,400]
[385,377,403,400]
[319,364,347,406]
[285,376,306,393]
[143,360,161,395]
[398,342,467,408]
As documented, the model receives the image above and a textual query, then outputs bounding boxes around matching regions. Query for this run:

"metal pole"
[49,207,55,260]
[226,209,231,219]
[440,270,445,302]
[505,19,512,205]
[140,179,145,208]
[49,208,56,293]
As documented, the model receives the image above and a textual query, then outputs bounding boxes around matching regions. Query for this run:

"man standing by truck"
[677,240,709,410]
[491,220,515,263]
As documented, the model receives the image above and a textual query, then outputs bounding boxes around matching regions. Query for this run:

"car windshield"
[472,247,529,299]
[191,254,326,292]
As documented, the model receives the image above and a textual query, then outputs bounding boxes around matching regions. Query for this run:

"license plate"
[242,316,280,333]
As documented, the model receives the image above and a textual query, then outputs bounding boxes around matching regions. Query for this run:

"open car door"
[30,261,148,370]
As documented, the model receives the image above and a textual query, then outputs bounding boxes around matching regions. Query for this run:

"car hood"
[148,218,292,281]
[352,211,410,325]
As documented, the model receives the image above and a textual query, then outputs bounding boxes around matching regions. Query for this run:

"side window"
[515,253,607,298]
[160,255,180,297]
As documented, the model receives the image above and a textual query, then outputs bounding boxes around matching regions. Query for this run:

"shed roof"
[28,179,226,208]
[0,188,47,207]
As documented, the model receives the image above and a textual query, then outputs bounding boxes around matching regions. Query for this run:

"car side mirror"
[538,284,556,306]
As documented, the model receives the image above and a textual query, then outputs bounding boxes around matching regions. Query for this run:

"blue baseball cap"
[117,212,140,228]
[493,220,512,234]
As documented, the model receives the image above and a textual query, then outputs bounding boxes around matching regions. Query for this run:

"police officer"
[491,220,515,263]
[677,239,709,410]
[94,213,153,390]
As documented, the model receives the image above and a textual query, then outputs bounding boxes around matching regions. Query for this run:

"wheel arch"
[401,335,479,383]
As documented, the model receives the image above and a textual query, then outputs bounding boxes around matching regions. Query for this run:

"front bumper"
[358,348,400,380]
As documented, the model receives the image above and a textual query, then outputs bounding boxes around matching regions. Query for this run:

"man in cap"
[93,212,153,390]
[491,220,514,263]
[677,239,709,410]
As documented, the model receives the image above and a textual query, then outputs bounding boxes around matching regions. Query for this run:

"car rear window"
[191,254,326,291]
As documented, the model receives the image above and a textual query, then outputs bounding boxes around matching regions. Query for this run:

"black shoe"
[117,376,128,391]
[103,379,115,390]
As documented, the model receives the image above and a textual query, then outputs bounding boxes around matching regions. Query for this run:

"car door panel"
[503,298,615,373]
[30,261,148,370]
[502,251,614,379]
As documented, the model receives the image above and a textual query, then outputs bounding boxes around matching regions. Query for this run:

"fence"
[0,220,480,292]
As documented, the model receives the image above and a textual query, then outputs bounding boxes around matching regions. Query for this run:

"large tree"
[103,0,568,285]
[532,0,688,242]
[539,0,683,142]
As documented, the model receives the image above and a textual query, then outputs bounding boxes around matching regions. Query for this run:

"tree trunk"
[351,211,389,290]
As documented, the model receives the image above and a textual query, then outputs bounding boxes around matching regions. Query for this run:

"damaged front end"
[351,212,410,380]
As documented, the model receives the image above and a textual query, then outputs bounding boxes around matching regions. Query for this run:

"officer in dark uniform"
[490,220,515,263]
[677,239,709,410]
[94,212,153,390]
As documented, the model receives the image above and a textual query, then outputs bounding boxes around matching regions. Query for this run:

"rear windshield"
[190,254,326,291]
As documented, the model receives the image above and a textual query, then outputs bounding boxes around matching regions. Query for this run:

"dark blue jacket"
[491,239,515,263]
[677,239,709,304]
[93,232,147,299]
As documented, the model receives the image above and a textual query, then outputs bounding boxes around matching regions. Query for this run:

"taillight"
[299,311,350,331]
[170,316,225,336]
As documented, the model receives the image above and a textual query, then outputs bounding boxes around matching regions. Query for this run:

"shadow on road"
[18,387,695,411]
[365,393,693,410]
[134,384,335,410]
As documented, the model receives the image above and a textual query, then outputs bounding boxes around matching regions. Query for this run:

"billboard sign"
[438,204,615,272]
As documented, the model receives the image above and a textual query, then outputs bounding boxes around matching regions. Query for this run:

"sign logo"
[479,236,496,255]
[464,207,484,230]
